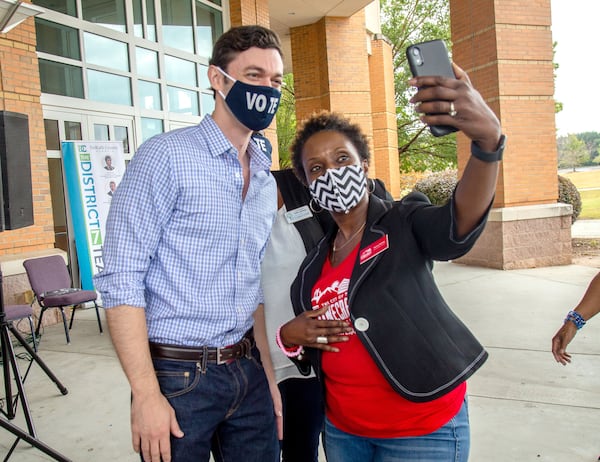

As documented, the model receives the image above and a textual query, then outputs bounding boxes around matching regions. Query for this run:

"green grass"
[579,189,600,219]
[561,169,600,219]
[562,170,600,189]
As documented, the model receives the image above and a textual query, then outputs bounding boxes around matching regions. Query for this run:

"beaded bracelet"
[564,310,586,330]
[276,325,303,358]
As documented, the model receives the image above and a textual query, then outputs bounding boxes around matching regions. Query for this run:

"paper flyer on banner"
[61,141,125,290]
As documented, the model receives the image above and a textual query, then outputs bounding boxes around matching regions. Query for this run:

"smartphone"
[406,39,458,137]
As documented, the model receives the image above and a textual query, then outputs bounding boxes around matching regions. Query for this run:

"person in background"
[94,25,284,462]
[107,181,117,197]
[258,168,391,462]
[278,62,505,462]
[104,155,115,171]
[552,271,600,365]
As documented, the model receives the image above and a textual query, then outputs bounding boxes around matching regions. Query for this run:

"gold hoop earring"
[309,198,322,214]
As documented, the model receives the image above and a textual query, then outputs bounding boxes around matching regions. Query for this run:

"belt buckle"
[216,347,227,365]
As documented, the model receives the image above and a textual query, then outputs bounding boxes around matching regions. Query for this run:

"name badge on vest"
[285,205,313,224]
[359,234,389,265]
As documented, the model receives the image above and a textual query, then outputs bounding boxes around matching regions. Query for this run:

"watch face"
[497,134,506,152]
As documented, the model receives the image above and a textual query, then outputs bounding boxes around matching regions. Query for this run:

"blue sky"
[551,0,600,135]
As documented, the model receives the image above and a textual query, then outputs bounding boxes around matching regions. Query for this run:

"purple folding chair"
[4,304,36,350]
[23,255,102,344]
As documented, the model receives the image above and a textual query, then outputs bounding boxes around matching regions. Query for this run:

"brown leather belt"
[149,330,254,365]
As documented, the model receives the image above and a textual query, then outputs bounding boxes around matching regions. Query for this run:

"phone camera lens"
[410,47,423,66]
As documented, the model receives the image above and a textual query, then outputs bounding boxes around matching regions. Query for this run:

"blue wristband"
[564,310,586,330]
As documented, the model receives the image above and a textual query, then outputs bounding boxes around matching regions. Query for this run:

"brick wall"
[0,13,55,256]
[369,36,401,198]
[291,11,374,161]
[451,0,557,208]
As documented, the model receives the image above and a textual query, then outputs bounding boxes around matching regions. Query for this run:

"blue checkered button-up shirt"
[93,115,277,347]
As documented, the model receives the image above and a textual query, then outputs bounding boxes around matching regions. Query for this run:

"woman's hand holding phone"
[407,40,501,149]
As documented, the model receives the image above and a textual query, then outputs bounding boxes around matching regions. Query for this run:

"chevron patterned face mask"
[309,164,367,214]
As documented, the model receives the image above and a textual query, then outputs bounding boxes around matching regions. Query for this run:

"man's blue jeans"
[324,397,470,462]
[152,345,278,462]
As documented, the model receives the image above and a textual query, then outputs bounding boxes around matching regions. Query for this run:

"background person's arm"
[552,271,600,365]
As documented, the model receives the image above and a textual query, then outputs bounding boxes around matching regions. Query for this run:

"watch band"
[471,134,506,163]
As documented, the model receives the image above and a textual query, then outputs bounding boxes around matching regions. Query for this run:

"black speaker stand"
[0,270,71,461]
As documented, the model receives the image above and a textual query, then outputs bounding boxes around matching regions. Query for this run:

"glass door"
[43,110,135,287]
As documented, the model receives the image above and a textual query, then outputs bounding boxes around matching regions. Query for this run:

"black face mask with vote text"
[217,67,281,131]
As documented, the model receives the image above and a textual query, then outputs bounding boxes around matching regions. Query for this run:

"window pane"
[84,33,129,72]
[82,0,127,33]
[64,121,82,140]
[87,70,132,105]
[167,86,199,115]
[201,92,215,116]
[115,126,130,153]
[165,55,196,86]
[138,80,162,110]
[199,64,210,89]
[206,0,221,6]
[133,0,143,37]
[146,0,156,41]
[44,119,60,150]
[94,124,109,141]
[136,47,158,78]
[33,0,77,16]
[161,0,193,53]
[35,19,80,60]
[195,2,222,59]
[141,118,163,143]
[132,0,156,40]
[39,59,84,98]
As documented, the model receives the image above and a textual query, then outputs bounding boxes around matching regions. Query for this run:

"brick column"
[450,0,571,269]
[290,11,375,173]
[369,35,401,198]
[228,0,270,29]
[228,0,280,166]
[0,15,55,256]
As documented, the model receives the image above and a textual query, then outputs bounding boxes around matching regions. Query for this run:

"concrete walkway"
[1,261,599,461]
[572,219,600,239]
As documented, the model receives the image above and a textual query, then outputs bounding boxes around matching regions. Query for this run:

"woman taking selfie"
[277,63,505,462]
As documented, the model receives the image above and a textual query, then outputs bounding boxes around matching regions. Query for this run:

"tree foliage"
[275,73,296,169]
[577,131,600,162]
[380,0,456,172]
[557,133,593,171]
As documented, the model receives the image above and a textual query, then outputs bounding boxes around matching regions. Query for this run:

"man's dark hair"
[291,111,371,185]
[209,25,283,71]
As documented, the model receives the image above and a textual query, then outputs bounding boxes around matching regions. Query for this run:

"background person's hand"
[280,305,353,352]
[551,322,577,365]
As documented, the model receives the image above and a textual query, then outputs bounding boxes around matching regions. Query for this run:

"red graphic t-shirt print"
[311,242,360,335]
[311,277,355,335]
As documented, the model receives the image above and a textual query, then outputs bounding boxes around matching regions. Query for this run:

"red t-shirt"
[313,243,466,438]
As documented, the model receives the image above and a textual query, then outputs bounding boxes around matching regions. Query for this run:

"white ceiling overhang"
[269,0,375,72]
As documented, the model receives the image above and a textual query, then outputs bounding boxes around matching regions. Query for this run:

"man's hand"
[131,391,184,462]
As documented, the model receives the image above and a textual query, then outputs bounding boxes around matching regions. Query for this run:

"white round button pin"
[354,317,369,332]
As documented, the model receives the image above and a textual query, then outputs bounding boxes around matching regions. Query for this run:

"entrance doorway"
[43,110,134,286]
